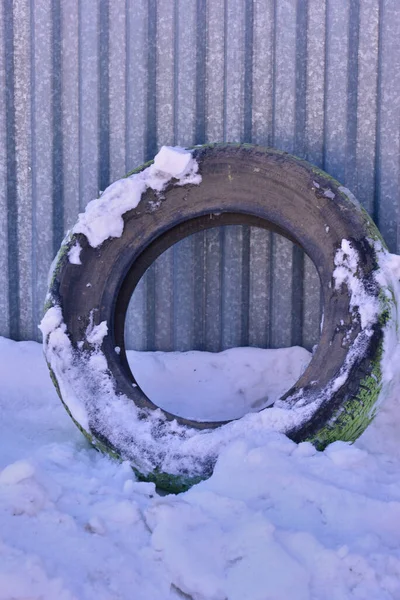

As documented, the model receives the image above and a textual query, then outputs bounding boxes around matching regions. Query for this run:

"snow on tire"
[41,144,395,493]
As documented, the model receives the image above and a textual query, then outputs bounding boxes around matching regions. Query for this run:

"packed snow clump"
[72,146,201,248]
[67,242,82,265]
[333,239,380,329]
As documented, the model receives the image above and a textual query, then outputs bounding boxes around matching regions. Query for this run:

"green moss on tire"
[308,341,384,450]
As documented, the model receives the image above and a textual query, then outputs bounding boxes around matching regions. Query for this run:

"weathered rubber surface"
[45,144,391,492]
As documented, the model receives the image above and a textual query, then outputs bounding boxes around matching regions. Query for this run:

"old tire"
[42,144,393,493]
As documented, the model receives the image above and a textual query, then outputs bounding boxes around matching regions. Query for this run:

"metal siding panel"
[125,276,147,351]
[1,0,399,352]
[193,230,206,350]
[204,227,223,351]
[305,0,326,167]
[174,236,195,351]
[126,0,148,168]
[273,0,297,152]
[248,227,271,348]
[79,0,100,210]
[221,225,244,349]
[31,0,53,332]
[224,0,245,142]
[14,0,33,339]
[270,234,294,349]
[356,0,379,215]
[376,0,400,252]
[61,0,80,232]
[324,0,350,183]
[205,0,224,142]
[109,0,127,181]
[252,0,274,146]
[270,0,297,349]
[156,0,175,146]
[176,0,197,146]
[0,0,9,338]
[154,247,174,350]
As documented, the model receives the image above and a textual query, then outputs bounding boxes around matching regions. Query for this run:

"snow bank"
[1,334,400,599]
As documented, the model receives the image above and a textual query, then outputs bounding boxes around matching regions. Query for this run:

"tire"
[42,144,393,493]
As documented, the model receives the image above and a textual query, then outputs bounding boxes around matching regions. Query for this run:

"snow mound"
[127,346,311,421]
[1,335,400,598]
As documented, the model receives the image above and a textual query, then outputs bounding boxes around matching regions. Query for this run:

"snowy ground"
[127,346,311,421]
[1,337,400,599]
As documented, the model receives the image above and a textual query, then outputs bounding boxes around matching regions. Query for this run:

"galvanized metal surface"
[1,0,399,351]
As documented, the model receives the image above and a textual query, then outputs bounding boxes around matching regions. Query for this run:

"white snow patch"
[333,239,380,329]
[72,146,201,248]
[86,317,108,347]
[68,242,82,265]
[39,307,90,431]
[0,460,35,485]
[128,346,311,421]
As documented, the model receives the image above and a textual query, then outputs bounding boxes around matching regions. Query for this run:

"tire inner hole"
[123,223,323,422]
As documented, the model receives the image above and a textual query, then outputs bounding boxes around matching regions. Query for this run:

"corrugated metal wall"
[1,0,399,351]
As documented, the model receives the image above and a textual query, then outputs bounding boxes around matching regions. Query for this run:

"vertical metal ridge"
[222,0,228,141]
[195,0,206,144]
[0,0,10,337]
[345,0,360,192]
[4,0,20,339]
[322,0,329,171]
[291,245,304,347]
[373,0,384,228]
[99,0,110,191]
[193,230,206,350]
[124,0,130,164]
[243,0,254,143]
[295,0,308,158]
[52,0,63,253]
[219,225,225,349]
[172,241,178,349]
[30,0,37,334]
[271,0,277,145]
[267,230,275,347]
[240,225,250,347]
[145,263,156,350]
[146,0,157,160]
[77,0,83,207]
[173,0,179,146]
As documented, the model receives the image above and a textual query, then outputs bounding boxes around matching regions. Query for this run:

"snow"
[333,239,380,329]
[85,316,108,347]
[68,243,82,265]
[72,146,201,248]
[127,346,311,421]
[2,335,400,598]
